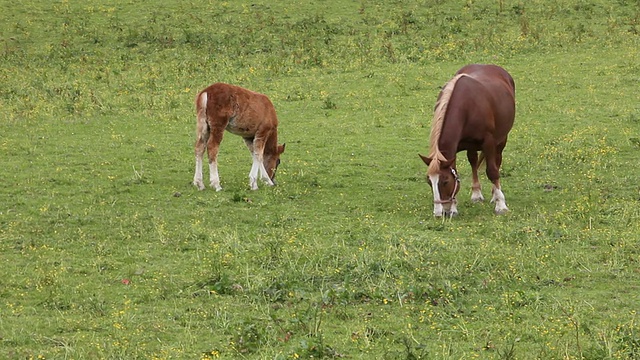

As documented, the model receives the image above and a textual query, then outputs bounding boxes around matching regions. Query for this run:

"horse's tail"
[195,91,209,142]
[427,74,468,175]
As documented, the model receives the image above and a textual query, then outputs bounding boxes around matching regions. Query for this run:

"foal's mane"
[427,73,469,176]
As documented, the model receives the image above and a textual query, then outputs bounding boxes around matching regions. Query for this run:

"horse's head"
[419,154,460,217]
[264,143,286,183]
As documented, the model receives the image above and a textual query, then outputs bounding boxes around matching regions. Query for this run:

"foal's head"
[264,144,286,183]
[419,155,460,216]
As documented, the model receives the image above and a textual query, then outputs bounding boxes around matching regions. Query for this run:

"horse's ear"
[418,154,431,165]
[278,143,286,154]
[441,159,454,169]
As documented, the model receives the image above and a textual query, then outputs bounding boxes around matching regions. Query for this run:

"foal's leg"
[205,125,225,191]
[193,110,209,190]
[243,138,259,190]
[245,137,274,190]
[486,143,508,214]
[467,151,485,202]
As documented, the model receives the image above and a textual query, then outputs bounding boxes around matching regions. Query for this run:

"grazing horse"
[419,64,515,217]
[193,83,285,191]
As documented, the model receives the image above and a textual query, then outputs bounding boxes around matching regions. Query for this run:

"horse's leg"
[206,125,225,191]
[467,150,484,202]
[486,142,508,214]
[193,109,209,190]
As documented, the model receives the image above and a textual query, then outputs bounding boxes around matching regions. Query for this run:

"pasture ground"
[1,1,640,359]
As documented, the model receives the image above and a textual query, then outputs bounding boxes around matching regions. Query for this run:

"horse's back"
[450,64,515,143]
[457,64,515,135]
[456,64,515,94]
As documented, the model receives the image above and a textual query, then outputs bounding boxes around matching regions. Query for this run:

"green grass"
[1,0,640,359]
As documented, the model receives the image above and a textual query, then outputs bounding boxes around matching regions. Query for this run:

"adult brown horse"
[193,83,285,191]
[419,64,515,217]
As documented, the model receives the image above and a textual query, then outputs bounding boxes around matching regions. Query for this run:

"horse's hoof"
[471,191,484,203]
[494,207,509,215]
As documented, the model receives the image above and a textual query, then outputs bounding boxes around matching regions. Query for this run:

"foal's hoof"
[494,207,509,215]
[193,181,205,191]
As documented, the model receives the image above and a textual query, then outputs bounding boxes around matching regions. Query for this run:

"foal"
[193,83,285,191]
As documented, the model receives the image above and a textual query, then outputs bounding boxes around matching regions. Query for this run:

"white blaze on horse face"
[491,184,509,214]
[429,174,444,217]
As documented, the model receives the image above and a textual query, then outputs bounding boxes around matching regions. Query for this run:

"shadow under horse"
[420,64,516,217]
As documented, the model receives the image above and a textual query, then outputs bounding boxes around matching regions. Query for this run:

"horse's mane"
[427,73,469,176]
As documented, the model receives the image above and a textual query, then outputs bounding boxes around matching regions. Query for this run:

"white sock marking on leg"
[491,185,509,214]
[209,161,222,191]
[194,155,204,190]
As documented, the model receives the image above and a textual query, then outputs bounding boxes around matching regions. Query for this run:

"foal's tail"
[194,92,209,150]
[195,92,209,138]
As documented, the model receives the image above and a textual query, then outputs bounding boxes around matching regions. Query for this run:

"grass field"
[1,0,640,359]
